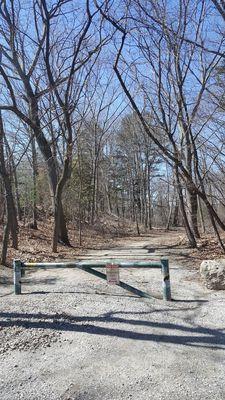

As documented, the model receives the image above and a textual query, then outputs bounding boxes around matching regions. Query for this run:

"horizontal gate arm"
[78,260,162,268]
[77,266,152,299]
[23,260,162,269]
[24,262,77,269]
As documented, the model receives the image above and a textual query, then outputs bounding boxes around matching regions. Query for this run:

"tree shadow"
[0,291,14,297]
[0,276,12,285]
[25,290,140,299]
[25,290,208,305]
[0,309,224,350]
[22,277,58,286]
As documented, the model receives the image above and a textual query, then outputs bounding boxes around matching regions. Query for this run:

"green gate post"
[13,259,22,295]
[161,259,171,301]
[21,263,25,277]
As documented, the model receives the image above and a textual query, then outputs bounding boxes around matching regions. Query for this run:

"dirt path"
[1,231,225,400]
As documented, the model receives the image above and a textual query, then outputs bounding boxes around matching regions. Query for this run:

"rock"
[200,259,225,290]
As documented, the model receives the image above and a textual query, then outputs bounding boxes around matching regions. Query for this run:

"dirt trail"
[1,231,225,400]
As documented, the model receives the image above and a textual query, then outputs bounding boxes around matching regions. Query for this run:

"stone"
[200,259,225,290]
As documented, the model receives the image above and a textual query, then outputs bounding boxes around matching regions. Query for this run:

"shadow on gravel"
[27,290,140,298]
[0,277,12,285]
[24,291,208,304]
[0,309,224,350]
[22,277,58,286]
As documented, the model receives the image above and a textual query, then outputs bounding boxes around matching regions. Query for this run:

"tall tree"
[0,111,18,263]
[96,0,225,248]
[0,0,108,251]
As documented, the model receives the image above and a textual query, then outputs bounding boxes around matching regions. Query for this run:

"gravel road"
[1,232,225,400]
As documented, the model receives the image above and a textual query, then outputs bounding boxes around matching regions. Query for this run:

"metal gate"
[13,258,172,301]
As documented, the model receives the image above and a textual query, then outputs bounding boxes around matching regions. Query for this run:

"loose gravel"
[1,233,225,400]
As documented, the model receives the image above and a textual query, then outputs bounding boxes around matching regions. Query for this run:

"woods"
[0,0,225,263]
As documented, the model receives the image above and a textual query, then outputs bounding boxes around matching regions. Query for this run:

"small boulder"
[200,259,225,290]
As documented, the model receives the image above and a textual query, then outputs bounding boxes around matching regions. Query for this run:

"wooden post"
[161,259,171,301]
[13,259,22,295]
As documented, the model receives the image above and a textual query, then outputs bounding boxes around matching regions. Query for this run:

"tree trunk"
[52,196,70,251]
[198,196,206,234]
[105,185,112,214]
[135,205,140,235]
[58,200,70,244]
[1,208,10,265]
[28,94,70,247]
[0,112,18,259]
[34,129,69,244]
[175,167,197,248]
[4,139,22,221]
[14,167,22,221]
[31,136,38,230]
[52,197,60,253]
[186,186,200,238]
[173,197,179,227]
[166,195,174,230]
[147,187,152,229]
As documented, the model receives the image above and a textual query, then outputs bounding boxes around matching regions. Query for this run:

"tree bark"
[0,112,18,262]
[186,186,200,238]
[1,207,10,265]
[172,197,179,227]
[30,101,70,246]
[175,167,197,248]
[166,195,174,230]
[31,136,38,230]
[198,196,206,234]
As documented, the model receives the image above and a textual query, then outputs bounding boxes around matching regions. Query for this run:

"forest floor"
[1,228,225,399]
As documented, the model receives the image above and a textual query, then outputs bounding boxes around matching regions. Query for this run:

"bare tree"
[0,0,109,251]
[96,0,225,249]
[0,111,18,263]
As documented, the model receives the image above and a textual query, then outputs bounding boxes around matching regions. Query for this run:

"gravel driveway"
[1,232,225,400]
